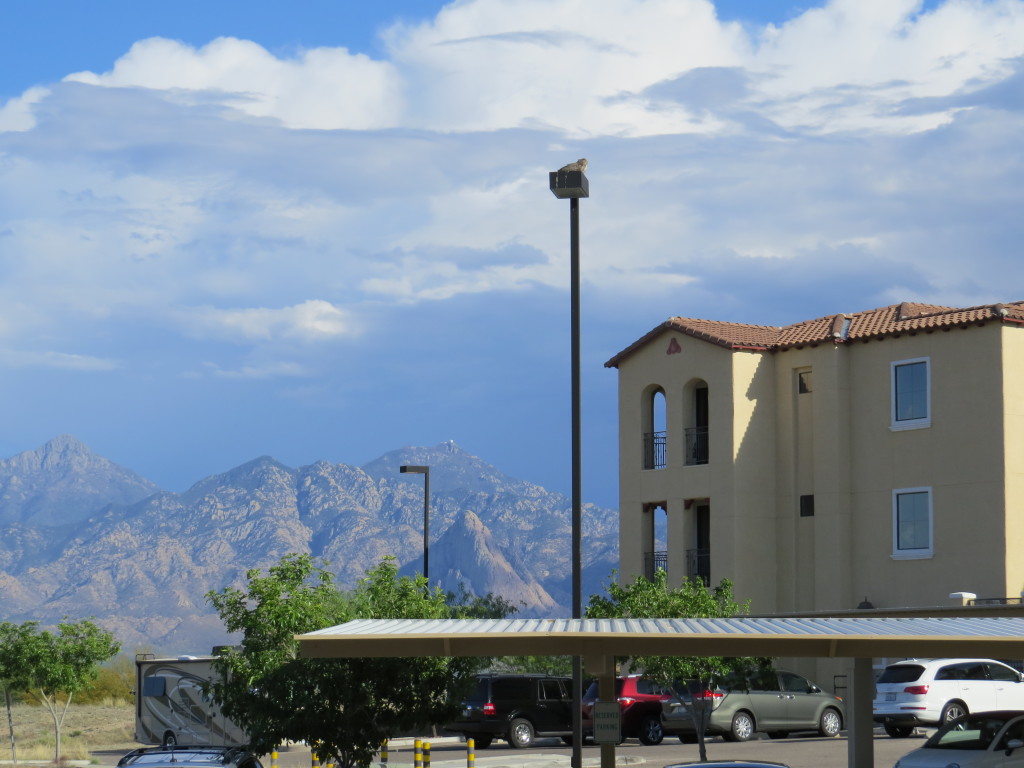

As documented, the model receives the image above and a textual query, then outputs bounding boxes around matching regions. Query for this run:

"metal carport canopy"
[297,616,1024,768]
[296,616,1024,659]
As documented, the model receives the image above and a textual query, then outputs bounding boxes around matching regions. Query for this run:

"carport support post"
[849,658,874,768]
[585,655,616,768]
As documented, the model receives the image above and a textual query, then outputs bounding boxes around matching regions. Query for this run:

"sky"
[0,0,1021,510]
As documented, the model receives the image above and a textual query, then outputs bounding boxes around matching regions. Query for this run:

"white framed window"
[892,487,933,559]
[891,357,930,430]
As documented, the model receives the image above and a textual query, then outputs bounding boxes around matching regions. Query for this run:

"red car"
[582,675,675,745]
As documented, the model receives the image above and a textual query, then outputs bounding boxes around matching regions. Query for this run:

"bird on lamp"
[558,158,588,173]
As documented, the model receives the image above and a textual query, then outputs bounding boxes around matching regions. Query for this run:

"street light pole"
[549,159,588,768]
[399,465,430,581]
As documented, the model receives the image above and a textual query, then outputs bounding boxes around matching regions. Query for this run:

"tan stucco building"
[605,301,1024,620]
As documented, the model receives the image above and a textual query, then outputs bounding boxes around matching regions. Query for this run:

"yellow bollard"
[381,740,389,767]
[424,742,431,768]
[466,738,475,768]
[271,749,278,768]
[312,753,320,768]
[414,739,423,768]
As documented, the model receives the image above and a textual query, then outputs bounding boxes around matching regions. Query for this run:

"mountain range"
[0,436,619,654]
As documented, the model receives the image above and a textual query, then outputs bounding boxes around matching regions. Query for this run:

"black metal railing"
[685,427,709,465]
[686,548,710,585]
[644,550,668,580]
[643,431,667,470]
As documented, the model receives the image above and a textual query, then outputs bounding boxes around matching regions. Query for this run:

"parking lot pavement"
[93,729,934,768]
[263,730,931,768]
[269,741,643,768]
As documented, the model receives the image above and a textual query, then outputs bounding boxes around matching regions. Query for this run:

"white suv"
[873,658,1024,738]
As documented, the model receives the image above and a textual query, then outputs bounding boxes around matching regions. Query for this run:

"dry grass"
[0,703,135,762]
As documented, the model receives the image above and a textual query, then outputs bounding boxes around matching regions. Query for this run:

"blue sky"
[1,0,1022,511]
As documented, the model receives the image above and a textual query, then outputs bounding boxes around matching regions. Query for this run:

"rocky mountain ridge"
[0,437,618,653]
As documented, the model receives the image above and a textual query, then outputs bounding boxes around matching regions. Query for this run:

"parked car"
[443,673,573,749]
[117,746,264,768]
[874,658,1024,738]
[893,710,1024,768]
[582,674,675,745]
[662,670,845,742]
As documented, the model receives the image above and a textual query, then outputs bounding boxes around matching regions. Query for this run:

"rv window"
[142,677,167,697]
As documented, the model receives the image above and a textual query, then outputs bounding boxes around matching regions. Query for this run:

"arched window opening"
[642,387,667,470]
[685,382,709,466]
[643,503,668,579]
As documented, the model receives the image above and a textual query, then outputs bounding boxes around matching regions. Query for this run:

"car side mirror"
[809,685,821,693]
[1006,738,1023,755]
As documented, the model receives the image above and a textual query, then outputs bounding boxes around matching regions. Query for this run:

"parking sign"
[592,701,621,744]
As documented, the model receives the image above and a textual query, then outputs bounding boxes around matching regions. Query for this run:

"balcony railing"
[686,548,710,586]
[643,431,667,470]
[644,550,668,580]
[685,427,709,465]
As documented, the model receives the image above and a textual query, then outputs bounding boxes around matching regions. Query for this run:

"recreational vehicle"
[135,654,247,747]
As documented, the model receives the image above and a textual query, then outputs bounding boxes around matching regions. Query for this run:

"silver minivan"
[662,671,845,742]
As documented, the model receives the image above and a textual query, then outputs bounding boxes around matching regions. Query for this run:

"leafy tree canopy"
[207,555,481,768]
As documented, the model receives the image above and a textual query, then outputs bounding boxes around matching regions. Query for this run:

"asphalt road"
[249,731,932,768]
[90,729,934,768]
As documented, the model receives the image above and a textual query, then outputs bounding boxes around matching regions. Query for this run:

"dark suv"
[444,673,574,749]
[582,675,675,745]
[118,746,264,768]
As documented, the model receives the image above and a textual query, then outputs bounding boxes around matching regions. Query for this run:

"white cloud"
[0,87,49,132]
[26,0,1020,139]
[176,300,355,343]
[65,37,403,130]
[749,0,1024,132]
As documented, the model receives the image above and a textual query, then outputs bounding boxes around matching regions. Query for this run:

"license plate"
[886,693,896,702]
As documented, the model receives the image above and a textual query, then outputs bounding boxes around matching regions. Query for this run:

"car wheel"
[941,701,968,723]
[469,734,492,749]
[678,733,698,744]
[725,711,755,742]
[162,732,177,747]
[819,708,842,737]
[638,716,664,746]
[767,732,789,740]
[508,718,535,749]
[884,723,914,739]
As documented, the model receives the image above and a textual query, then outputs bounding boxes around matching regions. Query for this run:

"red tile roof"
[605,301,1024,368]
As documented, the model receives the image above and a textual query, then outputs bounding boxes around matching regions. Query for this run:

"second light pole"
[400,464,430,581]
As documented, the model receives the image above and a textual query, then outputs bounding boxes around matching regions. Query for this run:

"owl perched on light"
[558,158,588,173]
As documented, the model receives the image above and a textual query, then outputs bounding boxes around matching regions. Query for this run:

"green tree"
[0,621,37,763]
[17,619,120,761]
[445,584,521,620]
[206,554,480,768]
[586,570,772,761]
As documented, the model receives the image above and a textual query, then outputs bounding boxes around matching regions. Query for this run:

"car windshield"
[126,753,235,765]
[924,714,1014,751]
